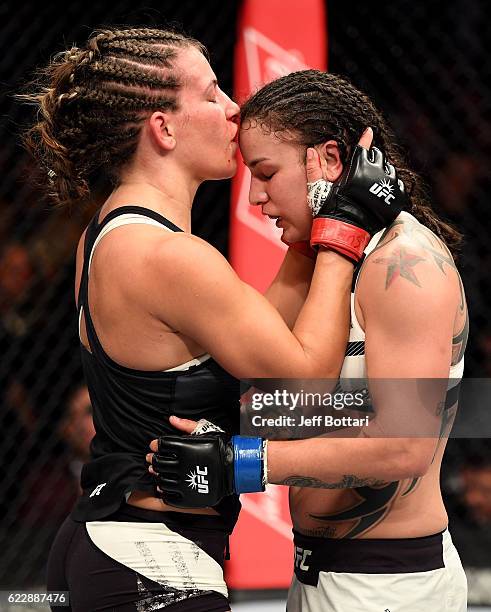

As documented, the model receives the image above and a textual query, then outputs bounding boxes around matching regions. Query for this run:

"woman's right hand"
[309,127,407,262]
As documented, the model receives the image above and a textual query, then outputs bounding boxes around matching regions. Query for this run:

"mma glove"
[309,145,407,262]
[152,421,266,508]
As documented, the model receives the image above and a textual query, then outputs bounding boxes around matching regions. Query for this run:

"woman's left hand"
[146,416,198,474]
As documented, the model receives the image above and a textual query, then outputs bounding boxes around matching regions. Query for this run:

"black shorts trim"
[293,530,445,586]
[110,503,230,528]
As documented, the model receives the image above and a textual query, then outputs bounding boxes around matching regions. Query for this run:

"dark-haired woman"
[22,29,400,611]
[152,70,469,611]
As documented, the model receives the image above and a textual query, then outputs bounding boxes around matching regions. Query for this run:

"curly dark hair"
[18,27,207,207]
[240,70,462,257]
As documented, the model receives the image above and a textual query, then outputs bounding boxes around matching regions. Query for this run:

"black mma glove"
[152,422,265,508]
[309,145,407,261]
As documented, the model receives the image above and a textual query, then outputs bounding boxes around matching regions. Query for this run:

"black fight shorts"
[47,505,230,612]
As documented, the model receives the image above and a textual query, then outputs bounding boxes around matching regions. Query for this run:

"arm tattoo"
[279,475,388,488]
[452,313,469,364]
[368,218,466,311]
[374,247,426,289]
[432,403,457,462]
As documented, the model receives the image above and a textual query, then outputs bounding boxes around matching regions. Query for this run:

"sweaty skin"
[239,130,466,540]
[76,51,356,515]
[287,215,468,539]
[148,125,466,540]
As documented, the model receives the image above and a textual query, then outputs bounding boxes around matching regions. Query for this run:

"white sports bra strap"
[88,214,173,274]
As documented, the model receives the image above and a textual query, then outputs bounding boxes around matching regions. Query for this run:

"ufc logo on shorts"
[89,483,107,497]
[294,546,312,571]
[369,179,395,205]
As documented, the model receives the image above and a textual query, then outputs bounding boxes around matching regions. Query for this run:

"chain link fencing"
[328,2,491,601]
[1,0,490,604]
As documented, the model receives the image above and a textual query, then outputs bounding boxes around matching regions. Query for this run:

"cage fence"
[0,0,489,604]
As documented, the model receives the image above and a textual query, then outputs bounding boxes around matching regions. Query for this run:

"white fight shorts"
[287,529,467,612]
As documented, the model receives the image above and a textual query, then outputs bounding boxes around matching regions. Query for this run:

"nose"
[224,93,240,122]
[249,176,269,206]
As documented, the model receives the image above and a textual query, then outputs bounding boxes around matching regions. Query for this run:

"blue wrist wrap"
[232,436,264,494]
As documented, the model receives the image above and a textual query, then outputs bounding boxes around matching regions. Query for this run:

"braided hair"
[240,70,462,256]
[19,27,207,207]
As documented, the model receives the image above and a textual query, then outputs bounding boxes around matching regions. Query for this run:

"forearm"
[292,249,352,378]
[150,422,431,505]
[266,436,420,488]
[264,248,315,329]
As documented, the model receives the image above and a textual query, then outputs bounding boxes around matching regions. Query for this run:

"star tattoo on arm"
[374,247,426,289]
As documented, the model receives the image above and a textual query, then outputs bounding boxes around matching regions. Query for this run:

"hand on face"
[240,124,374,245]
[309,127,407,262]
[305,145,331,184]
[305,128,374,217]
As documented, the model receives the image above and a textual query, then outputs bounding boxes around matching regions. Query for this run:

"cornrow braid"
[19,26,206,207]
[72,86,179,110]
[102,40,177,65]
[101,28,199,45]
[88,58,179,89]
[240,70,462,257]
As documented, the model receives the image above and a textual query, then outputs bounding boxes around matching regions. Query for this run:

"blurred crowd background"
[1,0,490,606]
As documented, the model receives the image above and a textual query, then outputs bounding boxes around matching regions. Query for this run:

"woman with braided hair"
[150,70,469,611]
[21,27,403,611]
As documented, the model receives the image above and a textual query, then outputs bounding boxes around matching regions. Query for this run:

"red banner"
[227,0,327,589]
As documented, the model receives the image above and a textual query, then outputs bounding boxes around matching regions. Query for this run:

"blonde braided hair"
[19,26,207,207]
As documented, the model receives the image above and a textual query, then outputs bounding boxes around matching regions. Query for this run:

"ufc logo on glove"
[186,466,210,494]
[369,178,396,204]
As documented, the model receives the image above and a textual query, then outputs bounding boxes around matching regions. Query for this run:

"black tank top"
[71,206,241,530]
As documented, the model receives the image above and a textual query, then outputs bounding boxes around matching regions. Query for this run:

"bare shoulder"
[358,214,461,298]
[138,229,241,309]
[356,214,465,328]
[87,222,237,315]
[87,223,242,333]
[150,230,234,284]
[94,223,231,281]
[370,214,457,263]
[357,215,468,377]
